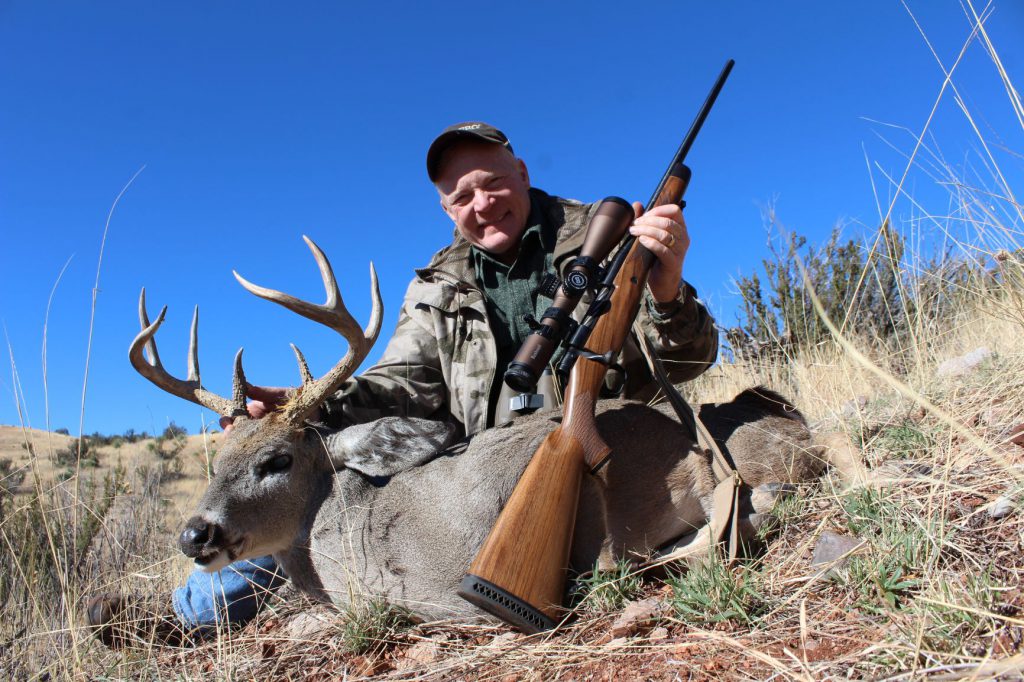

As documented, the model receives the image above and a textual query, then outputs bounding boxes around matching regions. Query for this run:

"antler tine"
[231,348,248,415]
[233,235,363,341]
[129,288,247,419]
[282,260,384,423]
[187,306,200,381]
[365,261,383,346]
[290,344,315,387]
[138,288,162,368]
[233,237,384,426]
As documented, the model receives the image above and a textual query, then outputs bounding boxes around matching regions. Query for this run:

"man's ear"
[517,158,530,187]
[439,196,457,222]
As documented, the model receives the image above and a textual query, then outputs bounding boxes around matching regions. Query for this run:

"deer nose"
[179,517,222,558]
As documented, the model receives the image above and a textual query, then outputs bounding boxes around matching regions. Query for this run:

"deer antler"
[233,235,383,426]
[129,289,249,419]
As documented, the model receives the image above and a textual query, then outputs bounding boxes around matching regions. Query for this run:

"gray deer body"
[185,392,825,621]
[131,237,835,623]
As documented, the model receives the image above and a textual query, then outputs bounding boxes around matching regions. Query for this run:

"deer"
[130,237,844,623]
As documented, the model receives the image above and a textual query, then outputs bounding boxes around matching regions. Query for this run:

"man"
[87,122,718,646]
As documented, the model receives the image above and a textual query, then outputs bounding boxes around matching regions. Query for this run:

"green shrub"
[54,438,99,468]
[727,219,984,363]
[119,428,149,443]
[729,222,903,360]
[0,458,26,496]
[146,421,188,461]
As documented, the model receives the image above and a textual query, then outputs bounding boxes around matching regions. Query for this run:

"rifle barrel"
[645,59,734,211]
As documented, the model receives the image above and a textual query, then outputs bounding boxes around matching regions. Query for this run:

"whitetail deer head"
[130,236,383,571]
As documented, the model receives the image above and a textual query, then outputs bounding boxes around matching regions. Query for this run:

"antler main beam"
[129,289,249,419]
[232,236,383,425]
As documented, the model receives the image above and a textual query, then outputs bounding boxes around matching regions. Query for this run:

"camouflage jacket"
[322,189,718,437]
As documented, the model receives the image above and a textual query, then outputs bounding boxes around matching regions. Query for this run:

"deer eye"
[259,454,293,477]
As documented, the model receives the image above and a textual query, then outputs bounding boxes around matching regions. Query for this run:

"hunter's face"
[435,141,532,261]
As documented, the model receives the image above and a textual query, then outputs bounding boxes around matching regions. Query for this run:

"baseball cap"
[426,122,514,181]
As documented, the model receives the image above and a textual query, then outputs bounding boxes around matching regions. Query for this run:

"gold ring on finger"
[666,233,675,248]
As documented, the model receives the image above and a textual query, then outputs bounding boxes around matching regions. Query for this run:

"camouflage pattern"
[322,188,718,437]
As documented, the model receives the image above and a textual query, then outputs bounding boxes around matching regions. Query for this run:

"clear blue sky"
[2,1,1021,435]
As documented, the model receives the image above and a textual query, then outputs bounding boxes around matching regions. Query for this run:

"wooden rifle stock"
[459,60,734,632]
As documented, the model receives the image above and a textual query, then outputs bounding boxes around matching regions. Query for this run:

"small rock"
[397,640,441,670]
[649,627,669,640]
[351,655,388,677]
[605,636,630,649]
[964,638,987,657]
[841,395,869,419]
[488,631,519,647]
[979,405,1010,426]
[936,346,992,378]
[811,532,865,576]
[285,609,333,639]
[609,597,663,638]
[985,496,1015,520]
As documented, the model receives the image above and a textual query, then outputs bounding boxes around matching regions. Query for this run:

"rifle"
[457,60,735,633]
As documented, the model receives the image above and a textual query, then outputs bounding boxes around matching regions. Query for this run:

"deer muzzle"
[179,517,232,568]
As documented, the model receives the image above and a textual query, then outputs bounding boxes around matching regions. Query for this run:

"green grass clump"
[839,487,942,613]
[340,595,413,655]
[571,560,645,614]
[872,421,933,460]
[666,556,767,627]
[911,572,1002,655]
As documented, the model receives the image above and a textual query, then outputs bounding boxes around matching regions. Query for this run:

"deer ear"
[330,417,458,478]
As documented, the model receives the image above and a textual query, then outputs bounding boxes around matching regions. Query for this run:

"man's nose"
[471,189,494,212]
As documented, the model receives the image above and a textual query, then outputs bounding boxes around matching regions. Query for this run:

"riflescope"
[503,197,634,393]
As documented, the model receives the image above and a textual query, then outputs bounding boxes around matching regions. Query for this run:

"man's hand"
[628,202,689,304]
[219,385,291,433]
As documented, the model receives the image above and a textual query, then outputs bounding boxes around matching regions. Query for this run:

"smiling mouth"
[482,210,512,229]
